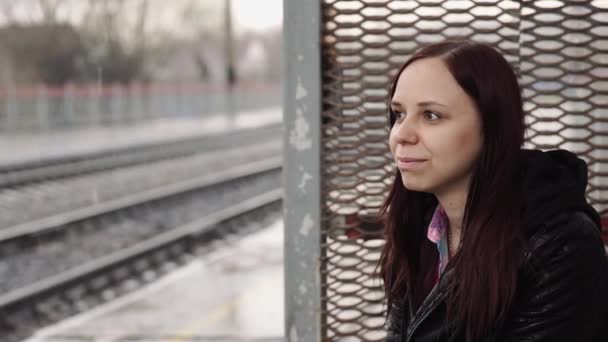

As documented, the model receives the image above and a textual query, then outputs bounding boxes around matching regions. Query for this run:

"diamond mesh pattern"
[320,0,608,340]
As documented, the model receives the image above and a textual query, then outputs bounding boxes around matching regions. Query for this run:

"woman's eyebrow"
[390,99,447,108]
[390,100,403,108]
[418,100,447,108]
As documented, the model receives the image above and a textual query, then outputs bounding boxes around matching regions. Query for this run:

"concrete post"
[283,0,323,341]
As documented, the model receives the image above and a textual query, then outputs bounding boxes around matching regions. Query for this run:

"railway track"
[0,123,281,188]
[0,158,283,342]
[0,136,281,230]
[0,142,282,229]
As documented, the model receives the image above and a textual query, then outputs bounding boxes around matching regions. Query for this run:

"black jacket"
[386,149,608,342]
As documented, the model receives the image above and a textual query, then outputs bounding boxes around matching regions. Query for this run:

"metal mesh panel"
[320,0,608,340]
[520,0,608,215]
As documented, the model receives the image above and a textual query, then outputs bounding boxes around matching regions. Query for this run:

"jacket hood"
[522,149,601,231]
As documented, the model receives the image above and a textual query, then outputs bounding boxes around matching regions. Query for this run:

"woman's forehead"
[392,58,466,106]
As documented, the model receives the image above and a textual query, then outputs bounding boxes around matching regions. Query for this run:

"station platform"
[24,219,285,342]
[0,107,282,166]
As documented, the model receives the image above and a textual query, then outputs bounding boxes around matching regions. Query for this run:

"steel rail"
[0,187,283,312]
[0,124,281,188]
[0,157,282,244]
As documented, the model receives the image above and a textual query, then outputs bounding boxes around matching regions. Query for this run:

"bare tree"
[180,0,225,82]
[78,0,150,83]
[134,0,148,52]
[0,0,71,25]
[0,0,17,24]
[38,0,64,23]
[80,1,102,28]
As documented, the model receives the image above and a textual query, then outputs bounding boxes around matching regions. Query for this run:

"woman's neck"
[435,185,469,252]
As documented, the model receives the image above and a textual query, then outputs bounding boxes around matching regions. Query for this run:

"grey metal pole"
[224,0,236,115]
[63,83,75,128]
[283,0,322,341]
[224,0,236,87]
[6,85,17,131]
[36,85,49,131]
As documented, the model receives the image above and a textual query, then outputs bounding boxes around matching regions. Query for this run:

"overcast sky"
[0,0,282,34]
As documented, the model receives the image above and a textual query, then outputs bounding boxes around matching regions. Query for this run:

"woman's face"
[389,57,483,196]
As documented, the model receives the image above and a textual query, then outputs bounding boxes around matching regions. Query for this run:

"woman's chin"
[401,175,431,192]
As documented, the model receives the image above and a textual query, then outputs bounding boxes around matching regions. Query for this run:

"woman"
[379,40,608,342]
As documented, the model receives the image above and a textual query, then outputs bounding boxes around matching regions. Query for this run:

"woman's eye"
[425,111,441,121]
[393,110,406,121]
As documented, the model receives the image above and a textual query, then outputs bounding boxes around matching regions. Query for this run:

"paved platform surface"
[0,107,282,166]
[24,219,285,342]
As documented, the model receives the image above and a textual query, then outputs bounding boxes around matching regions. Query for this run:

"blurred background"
[0,0,282,133]
[0,1,285,341]
[3,0,608,342]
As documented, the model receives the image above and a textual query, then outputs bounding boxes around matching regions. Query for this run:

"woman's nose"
[394,119,419,144]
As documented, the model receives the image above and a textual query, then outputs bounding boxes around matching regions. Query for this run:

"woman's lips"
[396,158,427,170]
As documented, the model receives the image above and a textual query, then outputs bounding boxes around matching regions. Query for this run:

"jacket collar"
[407,266,455,341]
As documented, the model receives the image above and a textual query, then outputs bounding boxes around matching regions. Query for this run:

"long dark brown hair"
[379,40,527,341]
